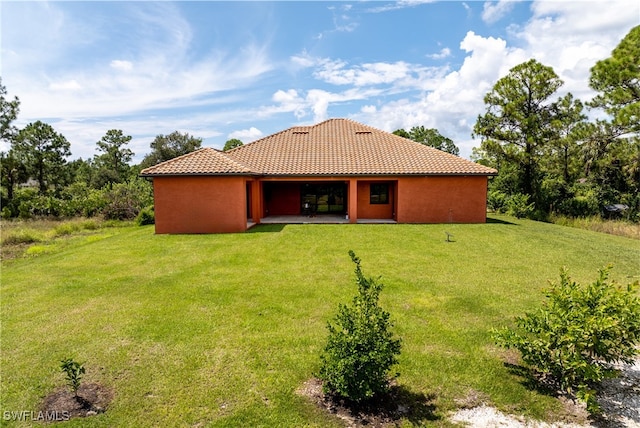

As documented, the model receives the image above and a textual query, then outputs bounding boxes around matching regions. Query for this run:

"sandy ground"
[450,358,640,428]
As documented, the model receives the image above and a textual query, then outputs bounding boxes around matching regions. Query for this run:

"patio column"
[348,178,358,223]
[251,180,262,224]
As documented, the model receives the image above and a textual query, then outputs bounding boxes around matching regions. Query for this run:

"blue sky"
[1,1,638,162]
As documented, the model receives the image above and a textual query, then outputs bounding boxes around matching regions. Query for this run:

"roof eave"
[233,171,498,178]
[139,172,258,178]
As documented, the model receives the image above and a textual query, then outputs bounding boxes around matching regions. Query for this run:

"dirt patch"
[454,388,491,409]
[40,383,113,420]
[451,405,587,428]
[296,378,439,427]
[450,357,640,428]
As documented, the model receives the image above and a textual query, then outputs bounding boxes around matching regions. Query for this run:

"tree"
[393,126,459,155]
[473,59,565,212]
[588,25,640,137]
[537,93,587,212]
[582,26,640,218]
[101,178,153,220]
[140,131,202,168]
[223,138,243,151]
[0,78,23,204]
[67,158,95,187]
[13,121,71,194]
[93,129,133,187]
[546,94,586,185]
[0,77,20,143]
[0,150,28,203]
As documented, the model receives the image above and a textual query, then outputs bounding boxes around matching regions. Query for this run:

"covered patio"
[251,178,398,225]
[247,215,396,230]
[255,215,397,225]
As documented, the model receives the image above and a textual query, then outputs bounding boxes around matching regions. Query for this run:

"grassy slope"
[1,216,639,427]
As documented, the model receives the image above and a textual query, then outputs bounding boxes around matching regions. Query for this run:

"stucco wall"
[153,176,247,234]
[357,181,395,219]
[264,182,301,215]
[396,176,488,223]
[151,175,489,233]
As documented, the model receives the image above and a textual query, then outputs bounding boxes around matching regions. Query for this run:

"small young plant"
[493,266,640,412]
[317,250,402,402]
[60,358,85,397]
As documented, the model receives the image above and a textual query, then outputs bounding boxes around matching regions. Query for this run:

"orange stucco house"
[140,118,497,234]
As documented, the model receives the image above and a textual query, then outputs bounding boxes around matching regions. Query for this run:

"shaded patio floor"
[260,214,349,224]
[253,215,396,225]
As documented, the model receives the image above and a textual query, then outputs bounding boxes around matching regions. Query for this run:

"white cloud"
[266,89,307,119]
[273,89,302,104]
[311,58,445,89]
[307,89,333,122]
[110,60,133,72]
[515,0,639,100]
[228,127,263,142]
[481,1,516,24]
[352,31,529,157]
[314,4,358,40]
[49,79,82,91]
[367,0,436,14]
[4,2,274,121]
[529,1,637,36]
[329,4,358,33]
[290,51,315,68]
[44,109,238,161]
[264,85,388,125]
[314,61,409,86]
[427,48,451,60]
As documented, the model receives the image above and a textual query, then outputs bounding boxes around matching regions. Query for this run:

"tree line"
[359,27,638,223]
[0,73,251,221]
[472,26,639,221]
[0,86,197,220]
[1,26,637,222]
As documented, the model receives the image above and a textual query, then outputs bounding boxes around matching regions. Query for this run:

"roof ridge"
[227,125,299,153]
[213,149,254,172]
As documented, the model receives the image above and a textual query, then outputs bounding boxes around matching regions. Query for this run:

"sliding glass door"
[301,183,346,214]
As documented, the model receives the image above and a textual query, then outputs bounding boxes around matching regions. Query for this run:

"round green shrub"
[317,251,402,402]
[493,266,640,412]
[136,206,155,226]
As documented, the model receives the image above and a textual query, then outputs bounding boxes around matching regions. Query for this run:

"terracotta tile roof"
[140,148,252,176]
[141,118,497,177]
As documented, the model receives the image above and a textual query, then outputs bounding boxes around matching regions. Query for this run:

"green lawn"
[1,216,639,427]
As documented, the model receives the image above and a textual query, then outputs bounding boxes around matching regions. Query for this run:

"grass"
[1,215,639,427]
[548,214,639,240]
[0,218,131,260]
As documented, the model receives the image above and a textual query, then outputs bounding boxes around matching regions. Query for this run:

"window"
[370,183,389,204]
